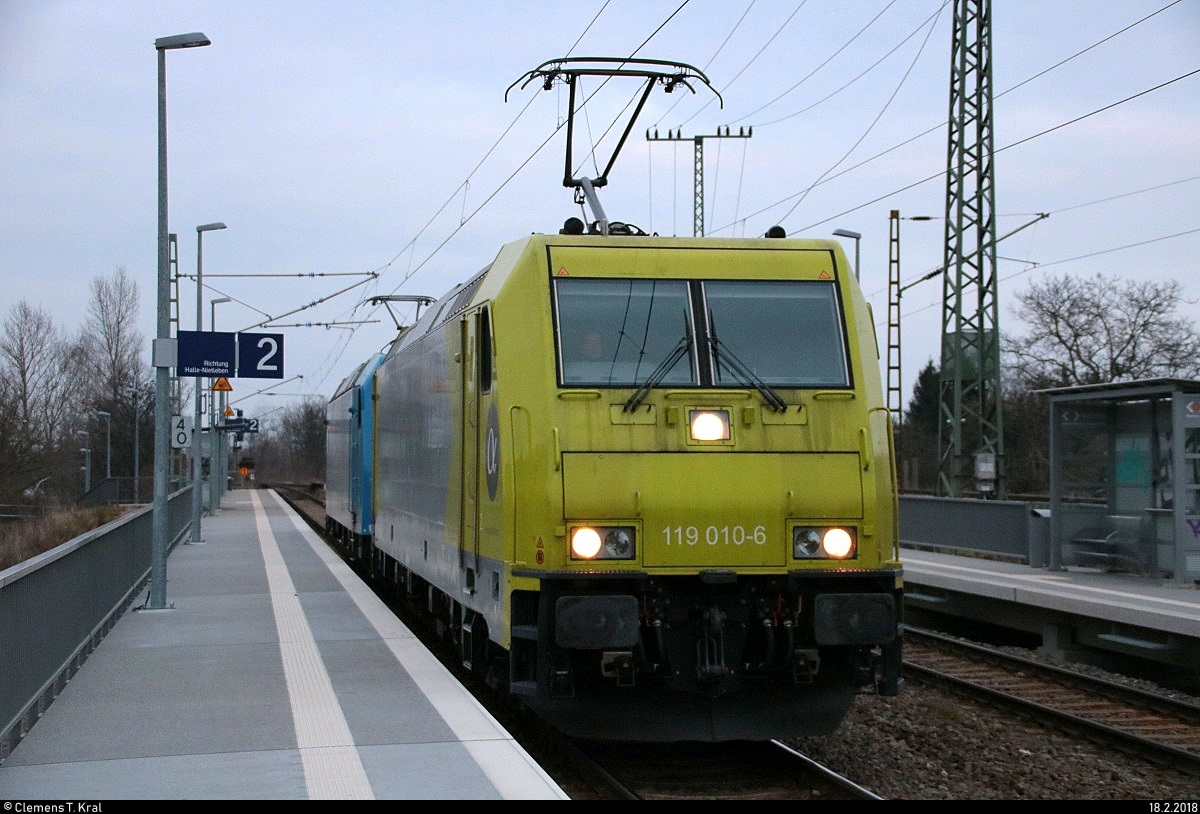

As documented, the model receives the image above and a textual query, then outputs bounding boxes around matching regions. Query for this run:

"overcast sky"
[2,0,1198,429]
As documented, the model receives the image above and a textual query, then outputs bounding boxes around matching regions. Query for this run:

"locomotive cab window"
[704,280,850,387]
[554,277,697,387]
[554,276,850,390]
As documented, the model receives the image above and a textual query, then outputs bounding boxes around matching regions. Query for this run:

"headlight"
[689,409,730,441]
[792,526,856,559]
[570,525,637,560]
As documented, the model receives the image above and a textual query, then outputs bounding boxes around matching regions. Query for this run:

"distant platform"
[901,546,1200,684]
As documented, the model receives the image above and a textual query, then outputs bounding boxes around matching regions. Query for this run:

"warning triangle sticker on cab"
[212,377,233,392]
[819,271,832,279]
[557,266,570,275]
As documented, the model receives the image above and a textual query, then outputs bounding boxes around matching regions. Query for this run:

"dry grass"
[0,505,132,572]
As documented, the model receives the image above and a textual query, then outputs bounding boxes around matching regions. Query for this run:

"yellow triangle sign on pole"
[224,406,235,417]
[212,377,233,392]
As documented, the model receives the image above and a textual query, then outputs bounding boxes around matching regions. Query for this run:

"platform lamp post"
[190,222,226,539]
[833,228,862,282]
[96,410,112,480]
[80,448,91,494]
[132,388,143,503]
[211,296,231,510]
[151,31,211,609]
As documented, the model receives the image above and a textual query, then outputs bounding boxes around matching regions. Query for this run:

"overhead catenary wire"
[879,175,1200,298]
[297,1,694,397]
[651,0,758,128]
[864,174,1200,338]
[673,0,807,130]
[769,1,944,230]
[716,67,1200,238]
[705,0,1188,237]
[303,2,1181,391]
[736,1,949,129]
[888,226,1200,325]
[729,0,914,128]
[232,2,1191,418]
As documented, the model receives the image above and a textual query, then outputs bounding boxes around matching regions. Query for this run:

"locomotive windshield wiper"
[708,334,788,413]
[623,336,689,413]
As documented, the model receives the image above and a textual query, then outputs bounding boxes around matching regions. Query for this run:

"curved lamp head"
[156,33,210,51]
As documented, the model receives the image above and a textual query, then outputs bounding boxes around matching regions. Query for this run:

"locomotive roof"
[329,359,369,401]
[385,265,490,358]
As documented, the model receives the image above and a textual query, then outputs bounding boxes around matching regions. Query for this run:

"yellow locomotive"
[326,59,903,741]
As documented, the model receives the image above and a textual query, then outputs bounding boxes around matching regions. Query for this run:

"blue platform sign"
[177,331,236,377]
[177,331,284,379]
[238,332,285,379]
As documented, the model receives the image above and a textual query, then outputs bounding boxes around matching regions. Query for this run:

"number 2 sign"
[237,332,284,379]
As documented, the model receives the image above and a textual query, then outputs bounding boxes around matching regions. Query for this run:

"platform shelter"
[1044,378,1200,587]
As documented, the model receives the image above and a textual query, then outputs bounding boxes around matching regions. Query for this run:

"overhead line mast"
[938,0,1002,498]
[887,211,902,424]
[647,126,752,237]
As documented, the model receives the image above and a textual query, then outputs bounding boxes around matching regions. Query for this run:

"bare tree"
[998,272,1200,497]
[1005,272,1200,388]
[79,267,148,487]
[1000,377,1050,497]
[0,301,82,499]
[245,399,327,485]
[0,269,150,502]
[279,398,326,483]
[83,267,144,408]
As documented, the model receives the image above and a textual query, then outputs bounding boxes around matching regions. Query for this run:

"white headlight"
[793,526,856,559]
[570,525,637,560]
[571,527,603,559]
[690,409,730,441]
[822,527,854,558]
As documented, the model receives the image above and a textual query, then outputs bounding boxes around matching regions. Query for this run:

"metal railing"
[899,495,1050,566]
[0,487,193,762]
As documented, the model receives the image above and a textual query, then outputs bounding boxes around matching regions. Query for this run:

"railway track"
[902,626,1200,776]
[562,737,882,800]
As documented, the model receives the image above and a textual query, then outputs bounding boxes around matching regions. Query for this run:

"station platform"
[0,489,568,800]
[900,546,1200,670]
